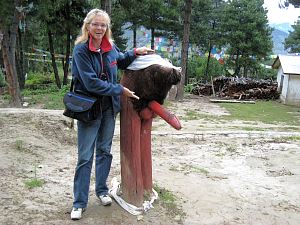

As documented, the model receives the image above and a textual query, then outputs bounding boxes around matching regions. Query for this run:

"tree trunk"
[2,31,22,106]
[47,28,61,89]
[16,27,25,89]
[243,66,247,77]
[205,40,212,83]
[1,9,22,107]
[150,28,155,50]
[234,49,240,76]
[101,0,111,14]
[176,0,192,101]
[63,2,71,86]
[63,27,71,85]
[204,19,216,83]
[133,26,137,48]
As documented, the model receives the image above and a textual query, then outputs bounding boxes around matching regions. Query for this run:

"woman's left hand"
[135,47,155,55]
[123,87,139,100]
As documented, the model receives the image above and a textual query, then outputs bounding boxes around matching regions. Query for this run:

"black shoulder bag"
[63,80,102,122]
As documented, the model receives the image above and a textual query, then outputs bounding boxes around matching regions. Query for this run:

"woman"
[70,9,153,220]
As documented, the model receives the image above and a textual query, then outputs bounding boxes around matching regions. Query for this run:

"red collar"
[88,34,112,53]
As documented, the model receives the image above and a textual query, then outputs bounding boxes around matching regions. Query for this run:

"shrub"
[187,55,225,83]
[256,65,277,80]
[25,71,53,86]
[184,83,194,93]
[0,69,7,87]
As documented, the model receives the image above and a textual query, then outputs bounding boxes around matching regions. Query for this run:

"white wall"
[285,75,300,106]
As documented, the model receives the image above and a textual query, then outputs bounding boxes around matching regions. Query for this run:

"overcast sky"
[264,0,300,24]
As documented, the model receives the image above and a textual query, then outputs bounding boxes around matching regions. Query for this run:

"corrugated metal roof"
[272,55,300,75]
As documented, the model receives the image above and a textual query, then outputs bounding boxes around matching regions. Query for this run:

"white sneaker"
[99,194,112,206]
[70,207,85,220]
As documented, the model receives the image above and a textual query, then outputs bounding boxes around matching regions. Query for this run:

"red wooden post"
[120,94,144,205]
[140,117,153,193]
[119,75,181,206]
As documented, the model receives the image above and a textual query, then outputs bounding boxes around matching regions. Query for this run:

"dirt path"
[1,96,300,225]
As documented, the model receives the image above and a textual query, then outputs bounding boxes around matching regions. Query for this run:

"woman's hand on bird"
[135,47,155,55]
[123,87,139,100]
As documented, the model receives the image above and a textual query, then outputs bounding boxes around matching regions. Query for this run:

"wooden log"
[209,99,255,104]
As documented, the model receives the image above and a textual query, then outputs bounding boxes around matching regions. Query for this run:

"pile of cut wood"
[191,76,280,100]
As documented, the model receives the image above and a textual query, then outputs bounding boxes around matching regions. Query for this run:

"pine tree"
[142,0,181,49]
[118,0,146,48]
[284,20,300,53]
[279,0,300,8]
[220,0,272,76]
[36,0,89,87]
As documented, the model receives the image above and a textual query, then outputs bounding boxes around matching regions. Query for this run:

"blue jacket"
[72,36,136,115]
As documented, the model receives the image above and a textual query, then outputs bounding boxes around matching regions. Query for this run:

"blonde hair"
[75,9,113,45]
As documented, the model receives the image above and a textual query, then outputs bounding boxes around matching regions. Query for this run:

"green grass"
[190,166,209,175]
[232,126,267,131]
[226,144,237,153]
[170,164,209,175]
[15,139,24,151]
[153,184,185,221]
[220,101,300,125]
[151,122,165,131]
[24,164,44,189]
[162,99,173,108]
[182,109,215,121]
[154,184,176,203]
[169,165,180,172]
[24,178,44,189]
[22,84,69,109]
[184,110,199,120]
[183,164,209,175]
[273,136,300,142]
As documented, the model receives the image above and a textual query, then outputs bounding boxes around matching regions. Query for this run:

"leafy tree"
[279,0,300,8]
[54,0,89,85]
[36,0,63,89]
[189,0,212,79]
[284,20,300,52]
[36,0,89,88]
[156,0,182,39]
[118,0,146,48]
[110,1,127,50]
[189,0,216,49]
[15,2,34,90]
[142,0,181,49]
[184,0,225,83]
[187,55,224,82]
[220,0,273,77]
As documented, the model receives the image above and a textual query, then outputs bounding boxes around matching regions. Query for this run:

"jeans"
[73,107,115,208]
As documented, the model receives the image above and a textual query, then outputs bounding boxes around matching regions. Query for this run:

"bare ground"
[0,95,300,225]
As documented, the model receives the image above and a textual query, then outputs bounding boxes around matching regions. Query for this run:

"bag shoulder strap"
[70,79,74,92]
